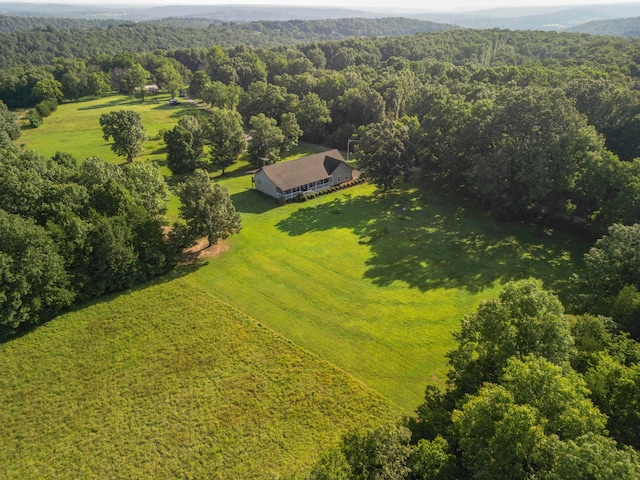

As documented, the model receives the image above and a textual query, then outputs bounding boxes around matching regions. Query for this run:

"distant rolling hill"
[0,17,456,68]
[2,2,640,36]
[568,16,640,36]
[0,2,380,21]
[413,3,640,31]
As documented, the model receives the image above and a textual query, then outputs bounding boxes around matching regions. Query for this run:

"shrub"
[36,99,57,118]
[29,111,43,128]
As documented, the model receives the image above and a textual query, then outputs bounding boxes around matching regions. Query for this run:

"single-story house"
[251,149,359,201]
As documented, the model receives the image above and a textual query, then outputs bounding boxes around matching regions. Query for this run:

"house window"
[337,176,341,182]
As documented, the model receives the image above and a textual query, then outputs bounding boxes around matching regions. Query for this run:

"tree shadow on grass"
[78,97,142,110]
[153,103,200,119]
[275,189,588,299]
[231,188,279,214]
[150,147,167,155]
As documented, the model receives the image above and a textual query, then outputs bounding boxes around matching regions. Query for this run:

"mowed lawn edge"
[0,277,398,479]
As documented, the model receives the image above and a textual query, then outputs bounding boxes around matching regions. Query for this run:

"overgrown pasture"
[0,278,395,478]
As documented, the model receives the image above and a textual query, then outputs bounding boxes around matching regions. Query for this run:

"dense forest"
[0,18,453,68]
[0,14,124,33]
[569,16,640,37]
[2,17,640,478]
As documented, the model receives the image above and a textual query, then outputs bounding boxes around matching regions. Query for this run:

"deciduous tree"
[0,100,21,141]
[279,112,302,155]
[188,70,210,99]
[164,115,205,174]
[0,209,75,337]
[176,169,242,247]
[355,119,412,191]
[206,108,247,175]
[99,110,147,162]
[247,113,285,167]
[447,280,574,396]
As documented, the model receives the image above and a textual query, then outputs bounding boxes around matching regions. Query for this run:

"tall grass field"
[7,94,592,477]
[0,279,395,478]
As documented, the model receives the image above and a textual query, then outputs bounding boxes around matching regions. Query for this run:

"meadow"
[0,278,395,478]
[7,94,592,476]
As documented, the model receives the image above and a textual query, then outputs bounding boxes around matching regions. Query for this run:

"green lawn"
[19,94,200,168]
[0,278,396,479]
[13,94,590,416]
[189,175,588,409]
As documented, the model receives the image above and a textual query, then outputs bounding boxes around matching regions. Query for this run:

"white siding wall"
[253,170,279,199]
[332,163,354,184]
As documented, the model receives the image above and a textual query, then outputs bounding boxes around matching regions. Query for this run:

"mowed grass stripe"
[0,278,396,479]
[190,177,587,409]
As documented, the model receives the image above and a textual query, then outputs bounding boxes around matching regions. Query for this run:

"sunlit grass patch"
[0,278,396,479]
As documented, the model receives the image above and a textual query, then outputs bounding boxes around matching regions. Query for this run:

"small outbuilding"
[143,84,160,94]
[251,149,359,201]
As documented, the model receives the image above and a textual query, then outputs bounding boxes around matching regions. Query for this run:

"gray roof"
[259,149,352,191]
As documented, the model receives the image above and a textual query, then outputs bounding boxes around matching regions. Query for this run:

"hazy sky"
[2,0,639,11]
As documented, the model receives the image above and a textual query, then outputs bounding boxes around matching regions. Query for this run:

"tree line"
[0,14,124,34]
[0,101,241,339]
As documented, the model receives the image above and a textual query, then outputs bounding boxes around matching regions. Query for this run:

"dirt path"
[182,237,229,262]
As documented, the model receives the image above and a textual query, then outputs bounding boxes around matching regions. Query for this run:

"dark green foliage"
[28,110,42,128]
[309,423,412,480]
[238,81,298,121]
[313,282,640,479]
[0,100,20,140]
[188,70,210,99]
[331,85,385,131]
[579,224,640,299]
[0,209,75,337]
[0,147,174,338]
[468,87,594,220]
[164,115,205,174]
[121,161,170,217]
[0,18,453,69]
[176,169,242,247]
[35,99,57,117]
[295,92,331,142]
[31,77,63,104]
[206,108,247,175]
[573,224,640,338]
[355,119,412,191]
[0,14,124,33]
[86,71,111,97]
[99,110,147,162]
[247,113,285,167]
[447,280,574,396]
[279,112,302,155]
[53,57,90,101]
[201,81,241,110]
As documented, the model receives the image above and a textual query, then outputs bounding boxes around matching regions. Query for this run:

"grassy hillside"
[19,93,197,165]
[18,94,591,412]
[0,278,396,479]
